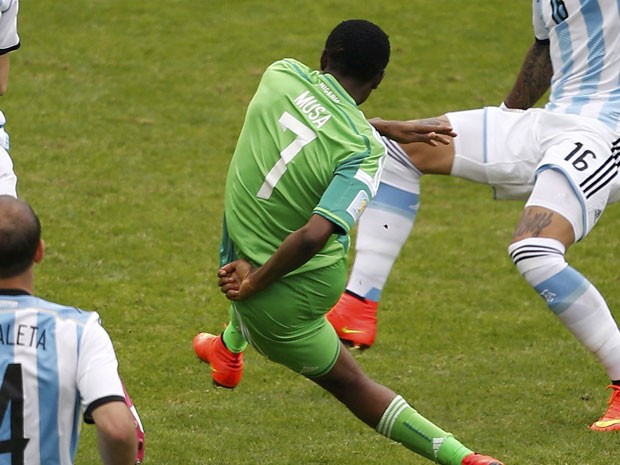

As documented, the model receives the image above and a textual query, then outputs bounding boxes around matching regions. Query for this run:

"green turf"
[9,1,620,464]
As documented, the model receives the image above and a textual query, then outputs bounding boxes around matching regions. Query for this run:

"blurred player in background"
[327,0,620,432]
[0,3,146,457]
[194,19,504,465]
[0,0,20,98]
[0,195,138,464]
[0,0,19,195]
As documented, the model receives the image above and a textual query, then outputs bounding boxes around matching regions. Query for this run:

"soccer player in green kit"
[194,19,504,465]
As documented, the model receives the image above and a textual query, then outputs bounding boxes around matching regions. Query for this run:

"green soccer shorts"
[230,259,346,377]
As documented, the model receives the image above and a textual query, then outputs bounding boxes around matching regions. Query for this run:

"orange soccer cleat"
[461,453,505,465]
[326,291,378,349]
[590,384,620,431]
[193,332,244,388]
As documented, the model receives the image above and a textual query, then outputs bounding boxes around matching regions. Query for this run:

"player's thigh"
[531,115,619,241]
[448,107,539,187]
[515,170,578,245]
[399,116,455,175]
[233,260,346,377]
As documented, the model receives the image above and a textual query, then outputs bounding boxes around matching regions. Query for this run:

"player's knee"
[508,237,567,286]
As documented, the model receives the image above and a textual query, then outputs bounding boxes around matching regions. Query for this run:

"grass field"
[9,1,620,464]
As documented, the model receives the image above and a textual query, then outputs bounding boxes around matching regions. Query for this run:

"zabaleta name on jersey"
[0,322,46,349]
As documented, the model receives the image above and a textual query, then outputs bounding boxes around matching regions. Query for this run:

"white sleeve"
[0,146,16,196]
[76,314,125,416]
[0,0,19,53]
[532,0,549,41]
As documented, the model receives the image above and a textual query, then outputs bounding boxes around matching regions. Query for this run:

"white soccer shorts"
[447,107,620,241]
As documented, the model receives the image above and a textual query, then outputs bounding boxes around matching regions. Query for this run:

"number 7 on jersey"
[257,112,317,200]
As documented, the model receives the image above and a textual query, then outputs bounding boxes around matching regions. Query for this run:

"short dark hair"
[324,19,390,83]
[0,196,41,278]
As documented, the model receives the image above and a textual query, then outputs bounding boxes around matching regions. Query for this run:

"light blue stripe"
[597,87,620,129]
[368,182,419,219]
[567,0,604,115]
[0,310,16,445]
[549,17,574,112]
[598,2,620,129]
[365,287,382,302]
[69,391,81,459]
[37,312,61,465]
[70,322,85,457]
[598,60,620,131]
[534,265,589,314]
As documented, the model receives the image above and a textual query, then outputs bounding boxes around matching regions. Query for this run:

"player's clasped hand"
[218,259,257,301]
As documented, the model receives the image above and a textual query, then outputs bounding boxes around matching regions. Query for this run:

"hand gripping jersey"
[222,59,386,275]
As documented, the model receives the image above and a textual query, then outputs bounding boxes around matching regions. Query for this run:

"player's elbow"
[100,422,136,446]
[299,216,337,253]
[97,421,138,465]
[92,401,139,464]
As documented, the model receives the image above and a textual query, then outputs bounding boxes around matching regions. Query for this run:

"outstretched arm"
[218,214,336,300]
[369,117,456,145]
[503,38,552,109]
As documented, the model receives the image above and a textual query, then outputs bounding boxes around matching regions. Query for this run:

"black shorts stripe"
[580,143,620,198]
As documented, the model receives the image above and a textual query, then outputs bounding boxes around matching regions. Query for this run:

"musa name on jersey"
[0,293,125,465]
[222,58,386,275]
[534,0,620,132]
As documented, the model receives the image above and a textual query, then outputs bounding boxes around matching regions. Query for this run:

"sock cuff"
[508,236,566,259]
[376,395,409,437]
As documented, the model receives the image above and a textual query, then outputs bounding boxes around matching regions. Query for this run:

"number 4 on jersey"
[0,363,29,465]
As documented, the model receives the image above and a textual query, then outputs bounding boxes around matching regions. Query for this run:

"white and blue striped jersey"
[0,291,125,465]
[533,0,620,132]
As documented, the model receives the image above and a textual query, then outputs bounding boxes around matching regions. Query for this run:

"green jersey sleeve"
[314,141,385,236]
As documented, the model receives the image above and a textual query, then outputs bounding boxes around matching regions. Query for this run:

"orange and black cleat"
[193,332,244,388]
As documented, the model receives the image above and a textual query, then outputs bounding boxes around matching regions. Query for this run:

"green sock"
[376,395,472,465]
[221,307,248,353]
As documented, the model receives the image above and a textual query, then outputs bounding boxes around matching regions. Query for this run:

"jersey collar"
[0,289,31,296]
[320,73,357,107]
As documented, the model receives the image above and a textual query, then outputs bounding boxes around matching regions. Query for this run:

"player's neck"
[323,72,370,105]
[0,273,34,295]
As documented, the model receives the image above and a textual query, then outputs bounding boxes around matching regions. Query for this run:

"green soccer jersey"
[222,58,386,275]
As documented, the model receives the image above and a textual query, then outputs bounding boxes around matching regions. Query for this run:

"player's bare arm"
[218,214,336,300]
[369,117,456,145]
[504,38,552,109]
[91,401,138,465]
[0,54,10,95]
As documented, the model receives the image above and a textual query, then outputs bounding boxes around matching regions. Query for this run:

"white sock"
[347,154,420,301]
[510,238,620,380]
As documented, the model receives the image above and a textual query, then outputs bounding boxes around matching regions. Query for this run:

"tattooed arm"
[503,38,552,110]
